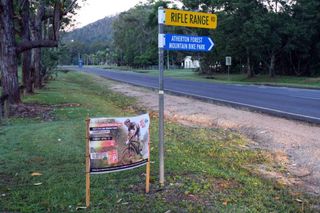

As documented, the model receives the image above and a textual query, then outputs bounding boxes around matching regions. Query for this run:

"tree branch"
[42,0,78,21]
[16,40,58,54]
[64,0,78,15]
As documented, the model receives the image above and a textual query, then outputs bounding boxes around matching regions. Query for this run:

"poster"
[88,114,150,174]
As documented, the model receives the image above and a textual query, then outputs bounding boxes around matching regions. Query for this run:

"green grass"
[101,65,320,88]
[0,71,318,212]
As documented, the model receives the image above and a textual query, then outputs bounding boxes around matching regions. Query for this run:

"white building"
[182,56,200,69]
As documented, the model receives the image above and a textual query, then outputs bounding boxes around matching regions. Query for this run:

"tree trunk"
[30,0,45,89]
[22,51,32,93]
[21,0,33,93]
[0,0,71,104]
[0,0,21,104]
[246,50,254,78]
[32,48,42,88]
[269,53,276,78]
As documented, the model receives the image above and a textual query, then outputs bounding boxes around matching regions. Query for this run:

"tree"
[0,0,79,104]
[284,0,320,76]
[0,0,20,103]
[20,0,33,93]
[180,0,320,77]
[112,1,168,67]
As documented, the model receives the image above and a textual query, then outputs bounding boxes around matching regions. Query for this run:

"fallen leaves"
[31,172,42,176]
[75,206,87,210]
[31,172,43,186]
[33,182,42,186]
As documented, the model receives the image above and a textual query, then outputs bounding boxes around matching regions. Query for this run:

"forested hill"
[62,15,116,45]
[60,15,117,65]
[60,0,320,77]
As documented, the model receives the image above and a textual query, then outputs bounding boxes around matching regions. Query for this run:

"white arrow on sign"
[208,38,214,51]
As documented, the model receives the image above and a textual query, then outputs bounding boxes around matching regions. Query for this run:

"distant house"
[182,56,200,69]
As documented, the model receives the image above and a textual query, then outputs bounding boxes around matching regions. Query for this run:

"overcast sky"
[74,0,147,28]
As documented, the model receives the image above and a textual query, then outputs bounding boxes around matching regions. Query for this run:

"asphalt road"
[65,66,320,124]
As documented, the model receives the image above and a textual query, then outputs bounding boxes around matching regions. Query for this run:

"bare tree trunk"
[21,0,33,93]
[246,49,254,78]
[30,0,45,89]
[34,48,42,88]
[269,53,276,78]
[22,52,32,93]
[0,0,21,104]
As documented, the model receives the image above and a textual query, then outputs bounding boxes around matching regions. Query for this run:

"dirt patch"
[0,172,14,186]
[9,103,81,121]
[107,81,320,196]
[130,173,239,210]
[53,103,81,108]
[10,103,54,121]
[304,77,320,83]
[28,156,46,164]
[135,173,311,211]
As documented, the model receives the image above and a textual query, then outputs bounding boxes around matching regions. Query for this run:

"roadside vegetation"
[101,66,320,89]
[62,0,320,80]
[0,71,318,212]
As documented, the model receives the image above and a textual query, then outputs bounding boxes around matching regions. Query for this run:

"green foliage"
[61,0,320,75]
[112,3,158,67]
[180,0,320,77]
[41,48,61,79]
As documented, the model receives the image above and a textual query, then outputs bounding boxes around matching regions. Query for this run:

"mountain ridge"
[62,15,117,45]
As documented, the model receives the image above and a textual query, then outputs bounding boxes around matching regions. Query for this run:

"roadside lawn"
[101,65,320,89]
[0,71,317,212]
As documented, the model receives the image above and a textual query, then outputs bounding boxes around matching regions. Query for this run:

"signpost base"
[146,133,150,193]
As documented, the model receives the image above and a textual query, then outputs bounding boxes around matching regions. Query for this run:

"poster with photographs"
[88,114,150,174]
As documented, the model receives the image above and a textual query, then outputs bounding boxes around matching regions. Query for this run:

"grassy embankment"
[101,65,320,89]
[0,71,317,212]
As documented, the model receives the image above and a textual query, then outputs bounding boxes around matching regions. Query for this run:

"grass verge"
[0,71,318,212]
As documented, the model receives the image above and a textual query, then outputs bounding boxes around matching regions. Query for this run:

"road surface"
[65,66,320,124]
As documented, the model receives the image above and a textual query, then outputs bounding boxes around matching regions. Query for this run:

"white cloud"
[74,0,147,28]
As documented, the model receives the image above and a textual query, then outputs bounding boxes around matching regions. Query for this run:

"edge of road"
[252,83,320,91]
[95,66,320,91]
[65,66,320,125]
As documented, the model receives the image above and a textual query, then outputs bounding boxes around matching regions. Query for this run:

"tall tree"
[285,0,320,76]
[112,1,169,68]
[0,0,79,104]
[0,0,20,103]
[30,0,46,89]
[20,0,33,93]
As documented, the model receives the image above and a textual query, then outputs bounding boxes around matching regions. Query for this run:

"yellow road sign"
[164,9,217,29]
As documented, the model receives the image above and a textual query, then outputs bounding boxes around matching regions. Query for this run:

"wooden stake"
[85,117,90,208]
[145,126,150,193]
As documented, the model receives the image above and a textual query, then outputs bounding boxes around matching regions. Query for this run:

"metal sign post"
[158,7,165,186]
[157,7,217,187]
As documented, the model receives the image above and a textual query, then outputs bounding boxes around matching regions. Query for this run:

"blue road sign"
[163,34,214,52]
